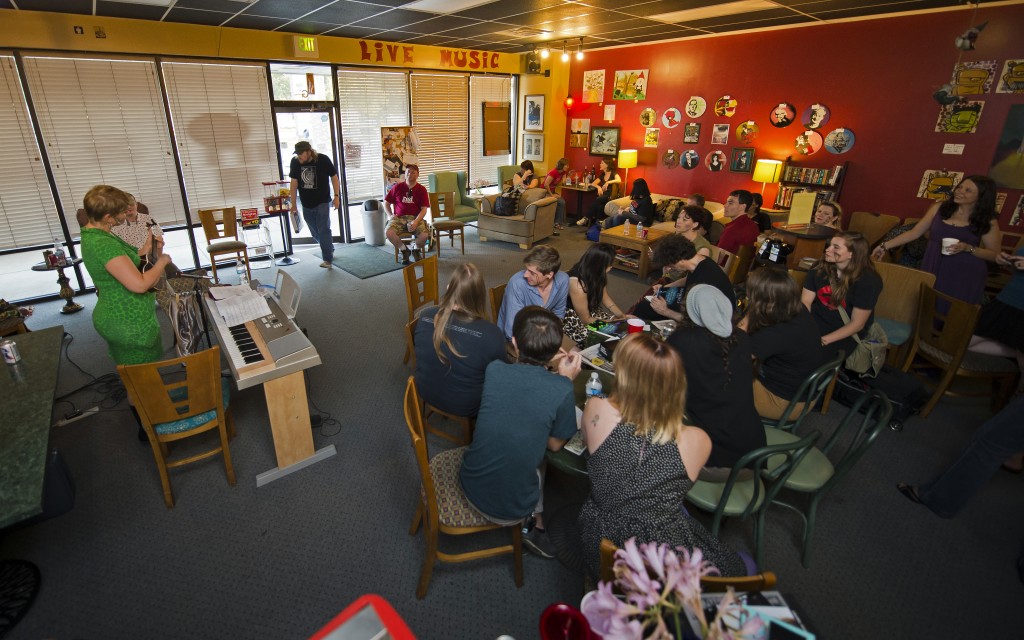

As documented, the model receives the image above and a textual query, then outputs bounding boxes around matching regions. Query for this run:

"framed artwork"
[482,102,511,156]
[589,126,621,156]
[683,123,701,143]
[583,70,606,103]
[711,124,730,145]
[730,147,754,173]
[524,95,544,131]
[612,69,648,100]
[523,133,543,161]
[569,118,590,148]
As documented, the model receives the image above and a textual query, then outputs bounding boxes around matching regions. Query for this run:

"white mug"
[941,237,959,255]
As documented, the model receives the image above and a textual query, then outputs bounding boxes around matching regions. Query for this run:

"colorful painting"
[951,60,997,95]
[644,128,660,148]
[917,169,964,200]
[730,148,754,173]
[662,107,682,128]
[736,120,759,144]
[640,108,657,127]
[569,118,590,148]
[990,104,1024,188]
[711,124,729,145]
[569,133,588,148]
[380,126,419,193]
[685,96,706,118]
[825,128,856,154]
[802,104,830,129]
[590,126,621,156]
[935,101,984,133]
[795,130,823,155]
[612,69,648,100]
[714,95,737,117]
[1009,195,1024,227]
[705,150,727,171]
[996,59,1024,94]
[583,70,606,103]
[683,123,701,143]
[769,103,796,128]
[662,149,680,169]
[682,149,700,170]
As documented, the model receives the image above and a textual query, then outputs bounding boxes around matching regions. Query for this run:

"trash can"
[362,199,385,246]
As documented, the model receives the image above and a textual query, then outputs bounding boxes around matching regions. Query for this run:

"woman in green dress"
[80,185,171,366]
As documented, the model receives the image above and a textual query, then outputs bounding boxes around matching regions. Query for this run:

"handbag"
[494,186,520,216]
[838,306,888,378]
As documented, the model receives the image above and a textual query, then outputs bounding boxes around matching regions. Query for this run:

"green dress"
[81,227,162,365]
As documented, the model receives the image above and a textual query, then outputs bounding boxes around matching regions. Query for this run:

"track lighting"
[540,46,550,59]
[561,41,569,62]
[576,38,584,61]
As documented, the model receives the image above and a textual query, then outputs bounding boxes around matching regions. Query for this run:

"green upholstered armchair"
[497,165,518,187]
[427,171,478,223]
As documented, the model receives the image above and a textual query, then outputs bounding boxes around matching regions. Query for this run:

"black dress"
[578,425,747,577]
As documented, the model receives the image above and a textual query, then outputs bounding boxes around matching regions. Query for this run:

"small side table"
[31,258,84,314]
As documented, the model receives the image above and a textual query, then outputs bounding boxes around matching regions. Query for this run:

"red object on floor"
[308,594,415,640]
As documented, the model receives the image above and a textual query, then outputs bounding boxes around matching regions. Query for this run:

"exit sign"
[293,36,319,59]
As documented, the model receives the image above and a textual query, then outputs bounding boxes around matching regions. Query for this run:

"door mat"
[317,244,403,279]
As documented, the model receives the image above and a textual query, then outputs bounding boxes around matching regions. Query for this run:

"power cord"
[304,368,341,437]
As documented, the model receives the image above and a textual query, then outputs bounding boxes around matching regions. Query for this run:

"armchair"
[477,188,558,249]
[427,171,478,223]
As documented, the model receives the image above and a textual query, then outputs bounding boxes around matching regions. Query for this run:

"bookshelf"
[773,160,847,211]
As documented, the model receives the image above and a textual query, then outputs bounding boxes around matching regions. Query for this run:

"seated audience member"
[687,193,706,208]
[384,164,431,265]
[576,158,621,227]
[801,231,882,363]
[543,158,570,232]
[632,234,734,322]
[969,247,1024,399]
[750,192,772,233]
[813,200,843,230]
[414,263,506,418]
[459,306,582,558]
[672,205,714,257]
[562,244,631,349]
[717,189,760,254]
[578,332,747,577]
[496,160,541,216]
[496,245,568,340]
[512,160,540,190]
[110,194,179,276]
[666,285,765,478]
[739,268,825,420]
[603,178,655,229]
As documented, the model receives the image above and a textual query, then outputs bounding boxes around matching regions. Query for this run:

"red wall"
[562,5,1024,230]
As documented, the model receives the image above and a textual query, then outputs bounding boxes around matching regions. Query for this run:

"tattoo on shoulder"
[589,413,600,428]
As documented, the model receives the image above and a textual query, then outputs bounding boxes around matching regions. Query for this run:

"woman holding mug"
[575,158,621,227]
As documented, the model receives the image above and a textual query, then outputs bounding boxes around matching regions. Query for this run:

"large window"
[336,69,410,202]
[410,72,469,180]
[21,55,183,233]
[469,75,514,187]
[0,54,60,251]
[162,61,280,217]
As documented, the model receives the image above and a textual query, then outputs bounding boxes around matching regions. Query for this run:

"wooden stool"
[432,220,465,257]
[392,231,415,263]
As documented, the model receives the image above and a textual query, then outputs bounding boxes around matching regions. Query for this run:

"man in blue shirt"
[496,245,569,340]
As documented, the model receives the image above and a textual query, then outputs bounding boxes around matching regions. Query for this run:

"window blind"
[0,54,60,250]
[336,69,410,202]
[410,73,469,180]
[21,55,183,232]
[469,75,514,187]
[162,61,279,218]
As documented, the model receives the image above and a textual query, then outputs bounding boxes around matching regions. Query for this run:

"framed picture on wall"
[523,133,544,161]
[589,126,621,156]
[524,95,545,131]
[730,147,754,173]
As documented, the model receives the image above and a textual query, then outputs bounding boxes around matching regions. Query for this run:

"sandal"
[896,482,923,505]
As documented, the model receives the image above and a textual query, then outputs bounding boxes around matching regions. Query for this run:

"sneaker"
[523,527,556,559]
[319,260,332,268]
[412,248,423,261]
[576,217,589,226]
[554,223,565,230]
[401,248,411,264]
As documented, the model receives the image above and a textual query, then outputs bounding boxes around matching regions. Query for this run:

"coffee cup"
[941,237,959,255]
[627,318,645,333]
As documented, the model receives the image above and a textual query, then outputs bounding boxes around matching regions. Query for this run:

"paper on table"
[208,284,252,300]
[214,291,271,326]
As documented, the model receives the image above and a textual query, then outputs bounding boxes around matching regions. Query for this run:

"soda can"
[1,338,21,364]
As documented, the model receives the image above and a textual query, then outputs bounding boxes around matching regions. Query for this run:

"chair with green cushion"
[764,390,892,567]
[685,430,820,567]
[497,165,518,187]
[427,171,478,223]
[762,351,845,432]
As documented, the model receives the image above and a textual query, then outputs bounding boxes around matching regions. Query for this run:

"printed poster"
[917,169,964,200]
[951,60,997,95]
[381,126,419,195]
[935,101,984,133]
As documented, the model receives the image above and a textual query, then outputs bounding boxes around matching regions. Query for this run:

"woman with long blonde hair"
[577,332,746,578]
[413,263,506,417]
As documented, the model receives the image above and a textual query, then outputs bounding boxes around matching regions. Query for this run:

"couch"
[427,171,479,223]
[477,187,558,249]
[604,194,726,243]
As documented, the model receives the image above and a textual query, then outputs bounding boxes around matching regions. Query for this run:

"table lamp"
[617,149,637,192]
[752,159,783,195]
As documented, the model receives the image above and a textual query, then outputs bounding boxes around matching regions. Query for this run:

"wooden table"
[560,184,597,219]
[769,222,836,269]
[599,224,670,280]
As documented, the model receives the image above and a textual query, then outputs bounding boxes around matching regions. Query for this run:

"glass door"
[274,108,343,245]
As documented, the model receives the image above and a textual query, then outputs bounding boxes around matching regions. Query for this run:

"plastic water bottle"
[636,221,645,239]
[585,372,603,397]
[624,220,632,236]
[53,237,67,267]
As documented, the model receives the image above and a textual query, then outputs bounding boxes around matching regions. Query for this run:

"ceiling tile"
[678,7,799,29]
[164,7,235,27]
[245,0,337,20]
[453,0,564,21]
[97,1,167,21]
[350,8,437,29]
[321,24,381,38]
[17,0,90,14]
[283,20,343,35]
[304,3,390,24]
[395,15,482,34]
[434,21,519,39]
[174,0,252,12]
[223,14,294,30]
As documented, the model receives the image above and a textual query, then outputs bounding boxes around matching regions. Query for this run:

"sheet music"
[213,289,272,326]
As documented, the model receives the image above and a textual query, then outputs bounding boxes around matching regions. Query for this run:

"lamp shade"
[617,149,638,169]
[752,159,783,184]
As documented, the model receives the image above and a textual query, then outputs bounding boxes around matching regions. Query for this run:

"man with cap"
[289,141,341,268]
[384,164,431,264]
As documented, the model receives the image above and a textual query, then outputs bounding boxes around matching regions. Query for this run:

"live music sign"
[358,40,500,70]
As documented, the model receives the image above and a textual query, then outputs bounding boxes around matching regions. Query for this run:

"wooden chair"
[873,262,936,366]
[709,245,737,277]
[598,539,777,593]
[406,323,475,445]
[728,243,755,285]
[403,256,439,364]
[847,211,899,248]
[762,352,845,431]
[117,346,236,508]
[198,207,249,284]
[765,390,891,567]
[428,191,465,257]
[403,377,523,599]
[489,283,506,324]
[902,284,1018,417]
[787,268,808,290]
[685,431,820,566]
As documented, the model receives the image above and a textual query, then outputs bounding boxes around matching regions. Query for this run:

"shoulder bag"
[837,305,888,378]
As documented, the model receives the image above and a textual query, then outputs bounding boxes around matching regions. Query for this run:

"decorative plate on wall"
[640,107,657,127]
[681,149,700,170]
[825,128,856,154]
[663,149,680,168]
[736,120,759,144]
[714,95,738,117]
[684,97,706,118]
[662,107,682,128]
[801,103,831,129]
[769,103,796,128]
[795,130,824,155]
[705,150,728,171]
